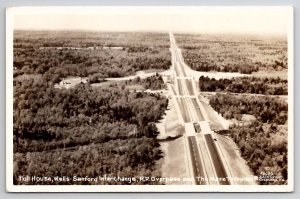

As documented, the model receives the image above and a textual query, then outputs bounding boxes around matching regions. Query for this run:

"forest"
[125,73,166,90]
[199,76,288,95]
[13,31,171,81]
[210,93,287,124]
[175,33,287,74]
[87,73,166,91]
[13,31,170,185]
[219,122,287,185]
[13,78,168,184]
[210,93,288,184]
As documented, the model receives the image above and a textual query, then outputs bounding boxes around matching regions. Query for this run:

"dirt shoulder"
[156,99,189,184]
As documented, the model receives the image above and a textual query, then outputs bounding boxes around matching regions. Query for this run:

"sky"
[12,6,292,35]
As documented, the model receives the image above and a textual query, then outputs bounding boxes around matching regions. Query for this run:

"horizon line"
[14,29,287,37]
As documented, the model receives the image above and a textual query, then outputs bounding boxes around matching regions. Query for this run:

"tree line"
[175,33,287,74]
[199,76,288,95]
[13,76,168,185]
[209,93,287,124]
[125,73,166,90]
[218,122,287,185]
[183,50,258,74]
[13,31,171,81]
[211,93,288,185]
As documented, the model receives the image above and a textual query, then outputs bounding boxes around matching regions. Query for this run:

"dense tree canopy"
[210,93,287,124]
[219,122,287,185]
[13,31,170,185]
[126,73,166,90]
[211,93,288,185]
[199,76,288,95]
[176,33,287,74]
[13,77,168,184]
[14,31,171,80]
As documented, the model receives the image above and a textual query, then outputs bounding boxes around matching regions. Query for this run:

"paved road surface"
[204,134,230,185]
[170,32,230,185]
[188,136,207,185]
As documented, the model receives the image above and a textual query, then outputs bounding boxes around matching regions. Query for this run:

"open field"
[252,69,288,80]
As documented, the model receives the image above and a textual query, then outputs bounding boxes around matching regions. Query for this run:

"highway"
[204,134,230,185]
[169,32,230,185]
[188,136,207,185]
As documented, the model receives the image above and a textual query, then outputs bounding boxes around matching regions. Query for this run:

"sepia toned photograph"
[6,6,293,192]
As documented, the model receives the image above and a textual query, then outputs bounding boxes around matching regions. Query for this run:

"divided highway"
[204,134,230,185]
[188,136,207,185]
[169,32,230,185]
